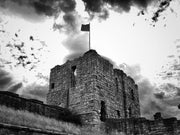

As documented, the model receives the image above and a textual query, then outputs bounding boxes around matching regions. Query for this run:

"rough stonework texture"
[104,112,180,135]
[46,50,180,134]
[0,91,80,124]
[47,50,140,124]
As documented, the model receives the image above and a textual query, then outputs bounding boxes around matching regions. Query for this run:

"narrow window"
[115,78,118,93]
[128,107,132,118]
[117,110,120,117]
[72,66,77,76]
[100,101,106,121]
[131,89,135,101]
[66,89,69,108]
[51,83,55,89]
[71,66,76,87]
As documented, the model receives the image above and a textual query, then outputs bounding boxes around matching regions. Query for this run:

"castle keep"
[1,50,180,134]
[45,50,180,134]
[47,50,140,124]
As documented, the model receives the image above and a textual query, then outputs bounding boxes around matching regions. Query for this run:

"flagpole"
[89,23,90,50]
[81,23,91,50]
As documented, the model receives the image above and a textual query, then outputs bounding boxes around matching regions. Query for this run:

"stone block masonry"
[47,50,140,125]
[47,50,180,134]
[104,112,180,135]
[0,91,81,125]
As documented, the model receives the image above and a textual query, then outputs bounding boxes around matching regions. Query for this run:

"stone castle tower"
[47,50,140,124]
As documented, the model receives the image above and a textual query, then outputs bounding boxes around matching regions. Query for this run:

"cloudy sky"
[0,0,180,119]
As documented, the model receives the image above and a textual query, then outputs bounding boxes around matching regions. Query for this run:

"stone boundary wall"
[104,113,180,135]
[0,122,69,135]
[0,91,81,124]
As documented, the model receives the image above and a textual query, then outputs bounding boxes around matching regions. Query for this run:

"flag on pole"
[81,23,91,50]
[81,24,90,31]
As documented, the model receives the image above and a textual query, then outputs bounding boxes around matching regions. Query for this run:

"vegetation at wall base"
[0,105,80,135]
[0,105,126,135]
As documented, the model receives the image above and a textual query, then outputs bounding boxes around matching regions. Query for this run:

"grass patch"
[0,105,126,135]
[0,105,80,134]
[80,126,125,135]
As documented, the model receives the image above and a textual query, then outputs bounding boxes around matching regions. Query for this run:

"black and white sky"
[0,0,180,119]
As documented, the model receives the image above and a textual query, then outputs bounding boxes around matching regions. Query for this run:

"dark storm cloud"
[59,0,76,13]
[21,83,48,102]
[82,0,150,13]
[0,69,13,90]
[0,0,172,23]
[32,1,57,16]
[0,69,22,93]
[60,12,81,33]
[0,0,76,16]
[153,83,180,118]
[82,0,173,22]
[82,0,168,20]
[0,0,76,23]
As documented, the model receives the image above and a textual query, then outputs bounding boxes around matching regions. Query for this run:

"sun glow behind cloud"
[0,0,179,87]
[0,0,179,86]
[0,13,69,86]
[90,2,180,84]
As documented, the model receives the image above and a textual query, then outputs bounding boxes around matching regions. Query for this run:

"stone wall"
[0,91,81,125]
[47,50,140,124]
[104,112,180,135]
[114,69,140,118]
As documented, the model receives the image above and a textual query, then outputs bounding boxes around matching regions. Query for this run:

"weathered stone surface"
[104,113,180,135]
[47,50,140,124]
[46,50,180,134]
[0,91,78,124]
